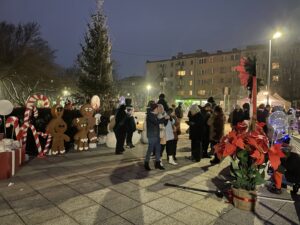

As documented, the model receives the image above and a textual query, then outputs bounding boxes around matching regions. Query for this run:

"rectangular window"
[272,62,280,69]
[178,91,185,96]
[190,70,193,76]
[197,90,206,96]
[211,68,214,74]
[189,80,193,86]
[190,60,193,65]
[209,57,214,63]
[171,62,173,67]
[272,75,279,81]
[189,90,193,96]
[177,70,186,76]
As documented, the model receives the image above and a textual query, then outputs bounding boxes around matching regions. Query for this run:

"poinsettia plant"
[214,122,286,191]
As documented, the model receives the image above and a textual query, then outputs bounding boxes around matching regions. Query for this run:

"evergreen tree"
[77,5,112,98]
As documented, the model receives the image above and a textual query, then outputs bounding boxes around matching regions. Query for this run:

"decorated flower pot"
[232,187,257,211]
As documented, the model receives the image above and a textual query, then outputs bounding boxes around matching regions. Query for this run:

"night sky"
[1,0,299,77]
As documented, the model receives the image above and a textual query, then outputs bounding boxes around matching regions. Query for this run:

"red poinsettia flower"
[235,58,250,87]
[223,142,237,157]
[251,149,265,165]
[268,143,286,170]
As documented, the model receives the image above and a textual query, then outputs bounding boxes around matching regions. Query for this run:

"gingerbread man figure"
[46,104,70,155]
[80,104,97,148]
[73,117,89,151]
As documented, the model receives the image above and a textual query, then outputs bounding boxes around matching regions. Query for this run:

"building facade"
[146,42,300,109]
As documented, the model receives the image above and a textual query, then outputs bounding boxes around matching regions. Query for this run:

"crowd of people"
[112,93,300,171]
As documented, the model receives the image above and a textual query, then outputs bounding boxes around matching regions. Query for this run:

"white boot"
[168,156,178,165]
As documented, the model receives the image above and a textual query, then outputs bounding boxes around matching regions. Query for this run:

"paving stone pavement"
[0,134,299,225]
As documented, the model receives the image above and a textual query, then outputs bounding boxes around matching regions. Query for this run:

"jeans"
[145,137,161,163]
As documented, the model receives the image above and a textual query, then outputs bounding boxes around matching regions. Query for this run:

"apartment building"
[146,42,300,107]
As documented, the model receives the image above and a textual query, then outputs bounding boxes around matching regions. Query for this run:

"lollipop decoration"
[0,100,14,137]
[5,116,20,139]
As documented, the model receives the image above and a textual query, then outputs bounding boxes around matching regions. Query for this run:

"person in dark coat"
[186,104,204,162]
[229,104,244,130]
[157,93,169,112]
[175,102,184,120]
[257,103,269,134]
[113,104,128,154]
[125,107,136,148]
[144,103,169,170]
[201,103,212,158]
[242,103,250,121]
[208,105,226,164]
[207,96,217,109]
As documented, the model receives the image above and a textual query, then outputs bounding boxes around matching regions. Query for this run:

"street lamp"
[267,31,282,105]
[146,84,151,103]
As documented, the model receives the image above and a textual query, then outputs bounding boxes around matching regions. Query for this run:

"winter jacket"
[187,112,204,141]
[146,112,166,139]
[207,113,225,142]
[113,105,127,132]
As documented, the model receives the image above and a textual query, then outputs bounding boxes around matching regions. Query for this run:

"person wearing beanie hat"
[144,102,169,170]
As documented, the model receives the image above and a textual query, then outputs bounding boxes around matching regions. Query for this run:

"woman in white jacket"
[165,108,178,165]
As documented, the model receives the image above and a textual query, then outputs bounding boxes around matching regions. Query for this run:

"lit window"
[189,80,193,86]
[272,75,279,82]
[190,70,193,75]
[189,90,193,96]
[197,90,206,96]
[177,70,186,76]
[272,62,280,69]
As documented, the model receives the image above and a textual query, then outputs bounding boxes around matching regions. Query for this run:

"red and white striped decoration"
[26,94,50,108]
[37,131,52,155]
[17,94,51,156]
[5,116,20,137]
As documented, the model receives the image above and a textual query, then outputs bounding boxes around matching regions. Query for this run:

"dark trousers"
[166,140,176,156]
[174,139,178,157]
[114,130,126,153]
[126,131,133,145]
[191,139,202,161]
[160,144,166,157]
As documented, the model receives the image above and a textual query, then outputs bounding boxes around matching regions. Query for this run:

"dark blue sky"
[1,0,299,77]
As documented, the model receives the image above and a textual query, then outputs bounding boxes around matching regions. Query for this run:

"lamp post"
[146,84,151,104]
[267,31,282,105]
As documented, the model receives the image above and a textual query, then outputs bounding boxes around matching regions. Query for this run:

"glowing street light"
[267,31,282,105]
[146,84,151,103]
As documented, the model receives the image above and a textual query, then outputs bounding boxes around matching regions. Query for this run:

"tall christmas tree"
[77,2,112,98]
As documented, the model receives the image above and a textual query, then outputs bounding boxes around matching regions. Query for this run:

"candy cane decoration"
[17,94,51,156]
[6,116,20,139]
[26,94,50,108]
[37,131,52,156]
